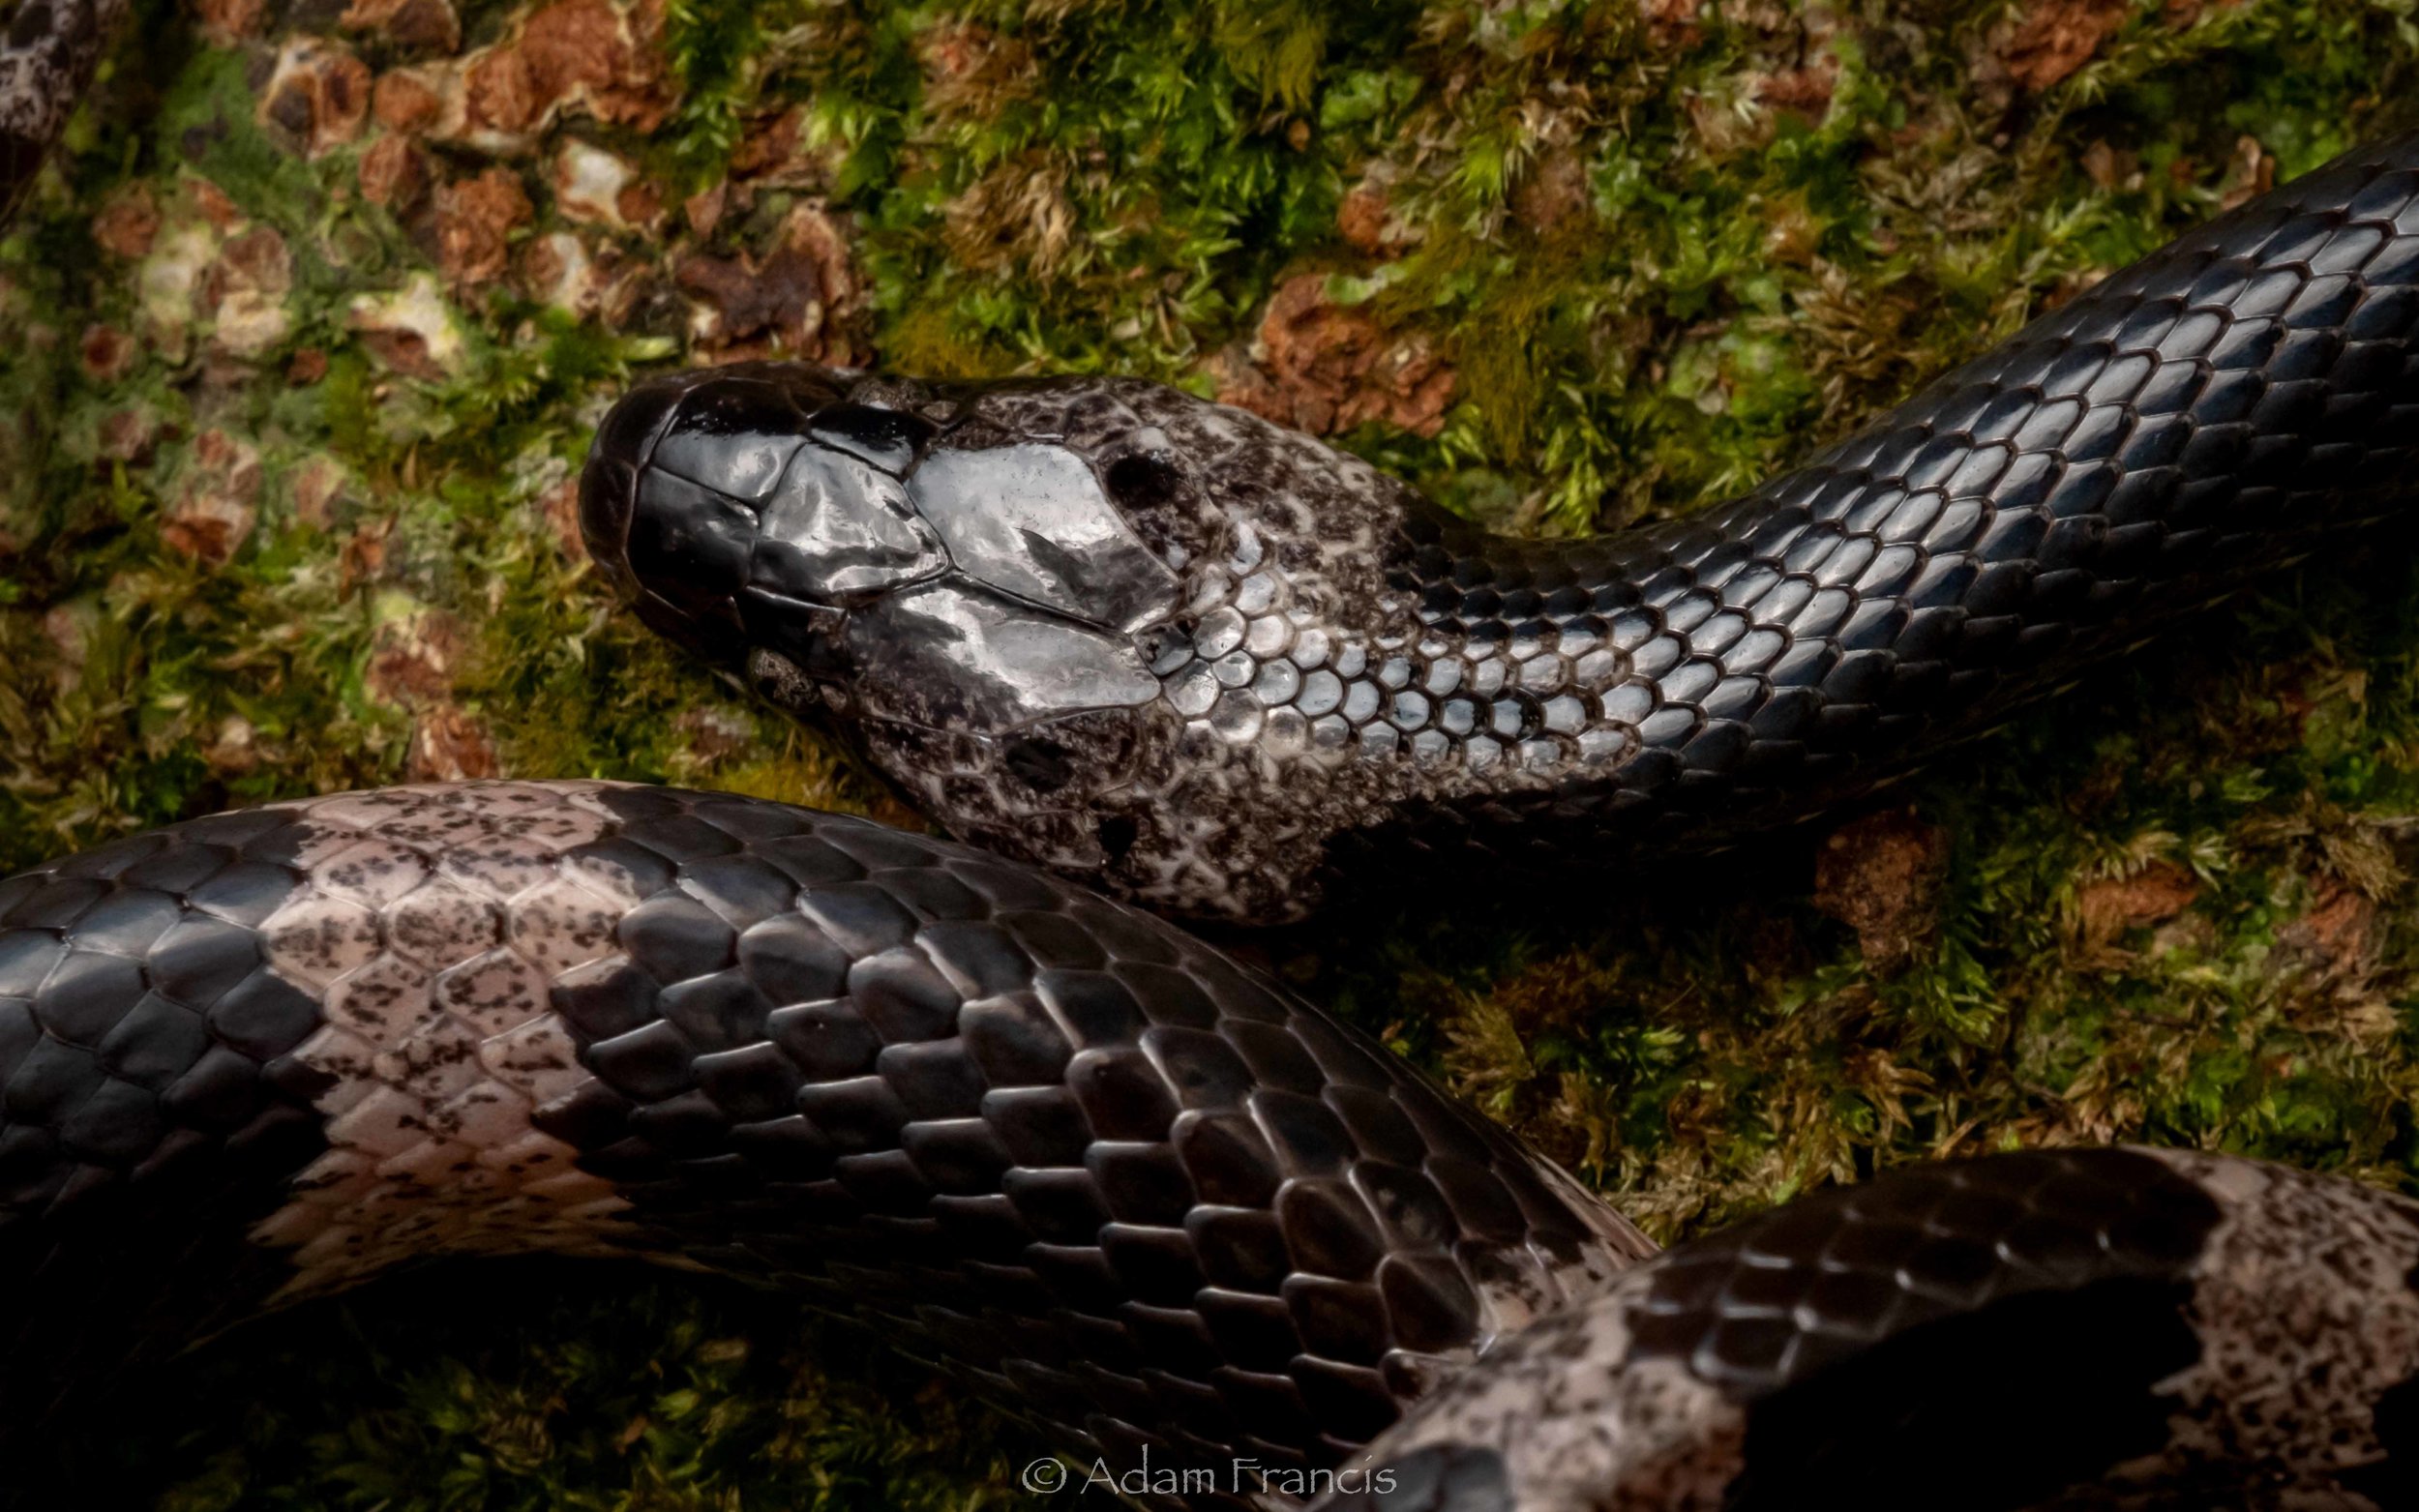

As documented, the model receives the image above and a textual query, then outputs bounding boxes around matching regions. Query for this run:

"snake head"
[578,362,1208,877]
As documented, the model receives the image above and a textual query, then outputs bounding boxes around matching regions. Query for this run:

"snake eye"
[1105,451,1182,511]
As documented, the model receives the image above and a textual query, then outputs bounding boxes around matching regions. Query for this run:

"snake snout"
[577,362,943,687]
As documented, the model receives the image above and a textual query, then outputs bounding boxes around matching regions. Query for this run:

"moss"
[8,0,2419,1504]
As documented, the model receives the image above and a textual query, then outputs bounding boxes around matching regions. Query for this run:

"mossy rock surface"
[9,0,2419,1504]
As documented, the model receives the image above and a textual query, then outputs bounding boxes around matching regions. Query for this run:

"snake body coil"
[586,133,2419,921]
[2,785,2418,1508]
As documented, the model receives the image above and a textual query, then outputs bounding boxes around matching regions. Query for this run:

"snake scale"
[7,6,2419,1508]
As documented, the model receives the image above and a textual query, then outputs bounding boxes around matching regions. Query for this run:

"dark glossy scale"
[582,132,2419,923]
[0,783,1650,1507]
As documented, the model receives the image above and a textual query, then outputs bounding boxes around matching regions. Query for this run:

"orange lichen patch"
[1212,273,1455,437]
[1993,0,2131,93]
[436,167,535,288]
[2074,860,2201,946]
[360,134,432,213]
[343,0,463,55]
[456,0,672,149]
[259,40,374,159]
[676,203,863,363]
[1812,808,1952,965]
[164,430,265,566]
[91,185,160,259]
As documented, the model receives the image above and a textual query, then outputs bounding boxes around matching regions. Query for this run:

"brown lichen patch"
[552,140,658,229]
[369,608,473,708]
[164,430,265,566]
[408,705,500,781]
[360,134,432,213]
[259,40,374,160]
[1812,808,1952,965]
[343,0,463,56]
[98,407,161,465]
[537,477,585,562]
[2218,134,2277,212]
[1211,273,1455,437]
[2074,860,2201,947]
[205,715,264,777]
[374,69,447,133]
[79,324,135,383]
[349,274,465,379]
[288,456,352,531]
[676,202,863,363]
[456,0,672,149]
[92,186,160,259]
[205,224,295,360]
[2283,884,2378,974]
[1991,0,2131,93]
[435,167,534,288]
[1511,147,1591,234]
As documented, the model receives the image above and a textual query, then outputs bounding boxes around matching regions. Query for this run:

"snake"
[8,6,2419,1507]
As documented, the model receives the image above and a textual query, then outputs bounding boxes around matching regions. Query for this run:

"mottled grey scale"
[585,134,2419,923]
[0,0,122,215]
[1317,1147,2419,1512]
[0,781,1650,1506]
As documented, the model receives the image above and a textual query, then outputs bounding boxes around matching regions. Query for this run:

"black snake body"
[583,133,2419,922]
[6,14,2419,1508]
